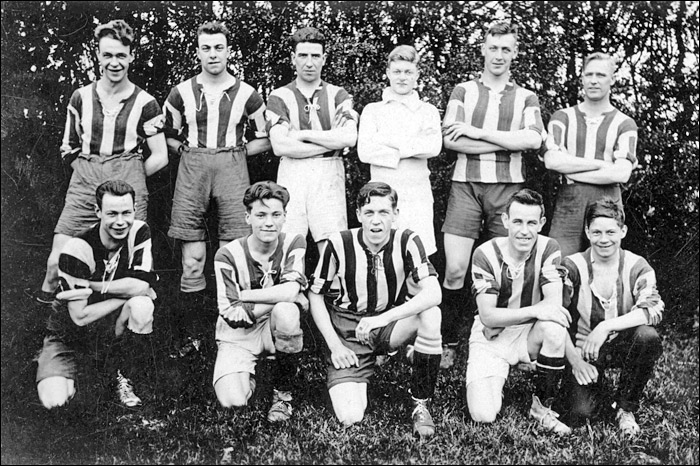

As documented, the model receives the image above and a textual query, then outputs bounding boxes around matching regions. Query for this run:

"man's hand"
[570,353,599,385]
[581,324,611,362]
[329,342,359,369]
[442,122,483,141]
[221,304,255,329]
[535,303,572,328]
[294,292,310,312]
[355,315,385,345]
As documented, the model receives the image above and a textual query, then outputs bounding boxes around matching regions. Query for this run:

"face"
[246,199,286,244]
[386,60,419,95]
[293,42,326,83]
[582,59,614,102]
[357,195,397,250]
[501,202,545,256]
[97,37,134,85]
[96,193,135,243]
[481,33,518,77]
[585,217,627,259]
[197,33,229,76]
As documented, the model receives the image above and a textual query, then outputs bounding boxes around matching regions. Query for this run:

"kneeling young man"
[36,180,158,409]
[562,198,664,436]
[309,182,443,438]
[213,181,307,422]
[467,188,572,434]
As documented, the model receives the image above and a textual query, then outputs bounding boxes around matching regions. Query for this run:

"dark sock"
[440,287,465,346]
[534,356,566,404]
[411,351,441,399]
[273,351,300,393]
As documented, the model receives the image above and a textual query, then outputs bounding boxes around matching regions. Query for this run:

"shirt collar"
[381,87,422,112]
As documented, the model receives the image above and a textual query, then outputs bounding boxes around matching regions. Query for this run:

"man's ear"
[501,211,509,229]
[620,224,628,239]
[537,216,546,232]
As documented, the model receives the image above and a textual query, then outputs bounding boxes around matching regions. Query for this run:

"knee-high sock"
[412,334,442,399]
[440,287,465,346]
[533,354,566,403]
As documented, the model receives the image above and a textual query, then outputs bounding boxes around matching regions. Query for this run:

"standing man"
[213,181,307,422]
[440,22,544,367]
[466,188,571,435]
[164,21,270,356]
[266,26,358,251]
[36,180,157,409]
[33,20,167,304]
[357,44,442,257]
[309,182,443,439]
[562,198,663,435]
[544,52,638,258]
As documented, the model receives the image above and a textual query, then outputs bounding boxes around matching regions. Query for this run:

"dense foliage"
[2,1,698,314]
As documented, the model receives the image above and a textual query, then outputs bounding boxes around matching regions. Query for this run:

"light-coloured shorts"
[277,157,347,242]
[466,316,533,385]
[213,316,275,385]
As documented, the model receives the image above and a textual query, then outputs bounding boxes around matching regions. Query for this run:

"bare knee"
[469,405,499,424]
[535,321,567,345]
[272,303,300,334]
[37,377,75,410]
[335,405,366,426]
[124,296,155,334]
[215,384,251,408]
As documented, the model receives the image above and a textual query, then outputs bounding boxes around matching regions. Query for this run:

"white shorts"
[277,157,347,242]
[213,316,275,385]
[466,316,533,386]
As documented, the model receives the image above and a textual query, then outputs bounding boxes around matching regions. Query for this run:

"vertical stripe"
[116,89,139,154]
[342,230,358,312]
[84,85,98,155]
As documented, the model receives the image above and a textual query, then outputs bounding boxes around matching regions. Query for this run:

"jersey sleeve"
[332,87,358,129]
[442,84,466,126]
[60,89,83,163]
[137,95,164,138]
[539,237,564,287]
[629,256,664,325]
[310,239,339,295]
[57,238,95,291]
[613,117,638,166]
[214,244,245,315]
[471,246,499,296]
[163,86,186,141]
[522,92,544,135]
[245,89,269,139]
[265,91,291,131]
[125,222,157,287]
[545,109,569,152]
[280,234,308,289]
[402,230,437,283]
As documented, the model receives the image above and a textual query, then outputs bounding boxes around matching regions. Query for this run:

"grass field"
[1,238,698,465]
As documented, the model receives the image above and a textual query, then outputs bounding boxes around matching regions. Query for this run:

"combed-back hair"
[485,21,519,41]
[197,20,229,39]
[387,45,419,67]
[356,181,399,210]
[505,188,544,217]
[291,26,326,53]
[243,181,290,211]
[584,197,626,228]
[96,180,135,208]
[94,19,134,47]
[582,51,616,75]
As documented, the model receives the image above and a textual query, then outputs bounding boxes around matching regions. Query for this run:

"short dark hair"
[291,26,326,53]
[243,181,290,212]
[584,197,625,228]
[96,180,135,209]
[197,21,229,41]
[485,21,519,42]
[94,19,134,48]
[505,188,544,217]
[356,182,398,210]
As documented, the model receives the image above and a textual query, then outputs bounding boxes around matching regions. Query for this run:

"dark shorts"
[325,308,398,389]
[442,181,524,239]
[169,146,251,242]
[55,153,148,236]
[550,183,622,258]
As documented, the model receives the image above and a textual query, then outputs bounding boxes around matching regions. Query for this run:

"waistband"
[182,145,245,155]
[78,151,142,162]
